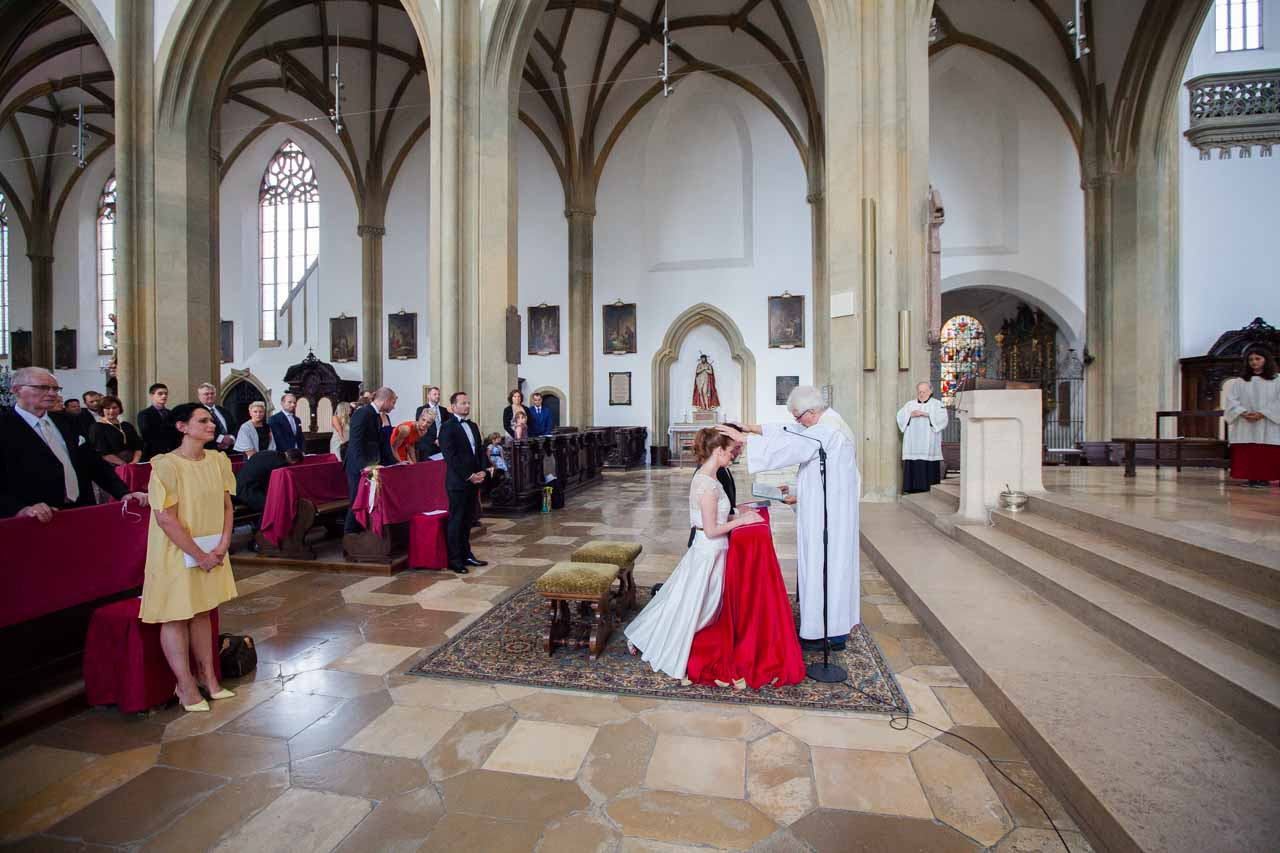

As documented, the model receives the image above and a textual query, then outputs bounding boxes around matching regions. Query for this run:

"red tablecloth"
[297,453,339,467]
[352,461,448,536]
[114,462,151,492]
[408,511,450,569]
[258,461,349,545]
[687,507,806,689]
[0,502,149,629]
[84,598,221,712]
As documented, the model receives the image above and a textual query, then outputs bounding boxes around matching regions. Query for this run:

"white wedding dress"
[624,473,730,680]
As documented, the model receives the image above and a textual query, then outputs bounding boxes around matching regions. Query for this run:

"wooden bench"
[1112,410,1229,478]
[252,498,349,559]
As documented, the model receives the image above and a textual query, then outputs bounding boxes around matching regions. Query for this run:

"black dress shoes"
[464,557,488,567]
[449,565,470,574]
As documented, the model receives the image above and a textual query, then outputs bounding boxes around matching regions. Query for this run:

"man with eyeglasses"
[0,367,148,521]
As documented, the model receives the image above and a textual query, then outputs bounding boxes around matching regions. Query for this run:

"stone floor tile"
[224,690,344,740]
[579,717,657,802]
[606,790,777,850]
[332,787,445,853]
[159,731,289,778]
[508,690,632,727]
[910,739,1013,846]
[745,731,815,826]
[782,714,929,752]
[425,704,518,780]
[388,677,504,711]
[788,809,982,852]
[747,706,805,730]
[877,604,921,624]
[645,733,747,799]
[35,710,167,755]
[618,836,709,852]
[896,676,955,732]
[211,788,372,853]
[995,826,1095,852]
[482,719,598,780]
[287,690,393,762]
[494,683,542,702]
[138,768,289,853]
[639,705,773,740]
[5,835,123,852]
[538,812,621,853]
[810,747,932,818]
[941,726,1028,763]
[981,761,1078,832]
[869,631,912,671]
[419,813,543,852]
[0,746,97,812]
[292,749,429,800]
[326,642,420,676]
[282,669,386,699]
[50,765,225,846]
[343,705,462,760]
[439,769,589,823]
[254,631,331,664]
[162,680,284,742]
[276,635,368,677]
[934,687,1001,728]
[900,665,969,687]
[0,744,159,842]
[902,636,950,666]
[535,535,580,545]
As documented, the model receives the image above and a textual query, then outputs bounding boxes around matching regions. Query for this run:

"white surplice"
[746,410,860,639]
[1224,376,1280,446]
[896,397,947,461]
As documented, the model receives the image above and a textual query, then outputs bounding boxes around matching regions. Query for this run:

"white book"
[184,533,224,569]
[751,483,790,501]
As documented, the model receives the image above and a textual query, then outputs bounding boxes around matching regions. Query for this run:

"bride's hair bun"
[693,427,734,464]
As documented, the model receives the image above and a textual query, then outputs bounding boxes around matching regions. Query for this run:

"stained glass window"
[97,176,116,351]
[939,314,986,406]
[259,141,319,342]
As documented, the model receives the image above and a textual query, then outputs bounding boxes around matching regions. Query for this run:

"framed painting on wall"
[609,371,632,406]
[54,328,77,370]
[768,293,805,348]
[219,320,234,364]
[10,330,32,369]
[602,301,637,354]
[388,311,417,360]
[330,315,357,362]
[528,304,560,355]
[775,375,799,405]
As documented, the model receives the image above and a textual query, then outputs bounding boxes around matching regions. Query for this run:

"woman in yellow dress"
[141,403,238,712]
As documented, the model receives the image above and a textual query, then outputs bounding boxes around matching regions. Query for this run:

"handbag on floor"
[218,633,257,678]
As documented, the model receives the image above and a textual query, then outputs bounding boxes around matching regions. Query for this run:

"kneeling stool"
[535,562,623,659]
[570,541,642,615]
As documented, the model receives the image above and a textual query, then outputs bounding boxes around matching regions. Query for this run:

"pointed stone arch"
[651,304,756,452]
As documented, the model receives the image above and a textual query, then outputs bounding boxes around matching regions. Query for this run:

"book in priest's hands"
[750,483,791,502]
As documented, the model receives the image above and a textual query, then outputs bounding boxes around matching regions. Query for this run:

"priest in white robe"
[897,381,948,493]
[717,386,860,649]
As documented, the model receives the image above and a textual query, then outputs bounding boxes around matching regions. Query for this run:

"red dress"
[686,507,806,689]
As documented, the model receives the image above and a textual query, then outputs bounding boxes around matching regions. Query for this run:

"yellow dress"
[140,452,238,623]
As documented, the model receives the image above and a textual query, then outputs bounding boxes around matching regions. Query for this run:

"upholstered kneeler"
[535,561,622,659]
[84,598,221,713]
[570,541,641,614]
[408,511,450,570]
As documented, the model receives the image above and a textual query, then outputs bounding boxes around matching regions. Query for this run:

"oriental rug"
[407,582,911,714]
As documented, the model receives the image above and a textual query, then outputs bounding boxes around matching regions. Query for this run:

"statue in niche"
[693,353,720,411]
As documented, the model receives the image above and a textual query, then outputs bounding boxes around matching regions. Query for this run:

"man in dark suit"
[268,392,304,452]
[197,382,237,451]
[438,391,493,574]
[136,382,179,460]
[413,385,452,460]
[1,367,147,520]
[77,390,104,437]
[528,393,554,437]
[344,388,399,534]
[234,449,303,514]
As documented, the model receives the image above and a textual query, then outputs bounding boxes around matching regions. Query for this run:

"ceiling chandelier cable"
[329,4,345,134]
[72,19,87,169]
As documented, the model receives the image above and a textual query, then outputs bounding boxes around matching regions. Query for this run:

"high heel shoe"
[197,682,236,700]
[176,691,211,713]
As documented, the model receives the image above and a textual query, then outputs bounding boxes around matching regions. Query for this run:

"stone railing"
[1185,69,1280,159]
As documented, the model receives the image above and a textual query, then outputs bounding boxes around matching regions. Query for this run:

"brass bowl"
[998,490,1029,512]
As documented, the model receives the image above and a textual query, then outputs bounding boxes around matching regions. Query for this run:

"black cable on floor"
[844,679,1073,853]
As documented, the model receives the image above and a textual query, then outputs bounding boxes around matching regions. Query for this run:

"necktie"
[40,418,80,503]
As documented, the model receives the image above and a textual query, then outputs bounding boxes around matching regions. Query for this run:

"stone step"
[861,504,1280,853]
[1024,492,1280,602]
[954,521,1280,749]
[992,509,1280,661]
[901,491,959,534]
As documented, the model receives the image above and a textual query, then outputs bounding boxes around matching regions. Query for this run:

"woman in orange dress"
[389,407,435,462]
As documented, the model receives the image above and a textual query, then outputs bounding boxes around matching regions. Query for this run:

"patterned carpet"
[408,582,911,714]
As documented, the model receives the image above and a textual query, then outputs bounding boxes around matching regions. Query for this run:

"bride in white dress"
[625,429,761,681]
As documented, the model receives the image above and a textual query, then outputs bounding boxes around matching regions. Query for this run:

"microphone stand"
[784,427,848,684]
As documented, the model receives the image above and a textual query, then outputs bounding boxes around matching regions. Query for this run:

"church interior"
[0,0,1277,850]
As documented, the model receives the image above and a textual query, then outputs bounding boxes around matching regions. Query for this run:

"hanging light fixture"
[72,21,87,168]
[329,3,345,134]
[1066,0,1090,60]
[658,1,675,97]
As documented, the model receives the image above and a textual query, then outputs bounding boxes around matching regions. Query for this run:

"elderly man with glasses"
[0,367,148,521]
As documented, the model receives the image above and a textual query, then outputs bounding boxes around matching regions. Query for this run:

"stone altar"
[955,388,1045,523]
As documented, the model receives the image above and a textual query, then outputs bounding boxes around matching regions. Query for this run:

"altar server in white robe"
[1224,347,1280,486]
[897,381,948,494]
[717,386,860,650]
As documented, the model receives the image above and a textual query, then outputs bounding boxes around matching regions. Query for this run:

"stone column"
[358,222,386,390]
[566,203,595,426]
[26,248,54,367]
[428,0,462,399]
[808,185,829,387]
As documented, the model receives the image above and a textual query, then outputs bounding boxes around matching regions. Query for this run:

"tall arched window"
[97,176,116,351]
[939,314,986,406]
[259,141,319,343]
[0,192,8,357]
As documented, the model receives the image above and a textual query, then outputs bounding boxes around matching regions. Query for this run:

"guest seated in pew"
[233,449,304,514]
[391,408,436,463]
[142,403,238,713]
[79,390,105,436]
[233,402,276,457]
[91,395,144,465]
[0,367,148,521]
